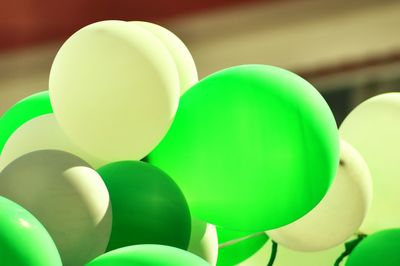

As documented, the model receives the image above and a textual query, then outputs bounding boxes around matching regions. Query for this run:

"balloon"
[188,218,218,265]
[0,91,52,155]
[340,92,400,233]
[267,140,372,251]
[346,229,400,266]
[217,228,269,266]
[0,114,105,170]
[49,20,180,162]
[148,64,339,231]
[0,150,112,266]
[267,241,345,266]
[0,196,62,266]
[86,244,210,266]
[133,21,198,95]
[97,161,191,251]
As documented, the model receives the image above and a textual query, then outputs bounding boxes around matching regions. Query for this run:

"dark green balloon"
[0,196,62,266]
[217,227,269,266]
[346,229,400,266]
[97,161,191,251]
[85,244,210,266]
[148,65,339,231]
[0,91,52,154]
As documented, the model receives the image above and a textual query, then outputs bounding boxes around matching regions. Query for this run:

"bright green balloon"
[148,64,339,231]
[97,161,191,251]
[217,228,269,266]
[0,91,52,154]
[0,196,62,266]
[346,229,400,266]
[85,244,210,266]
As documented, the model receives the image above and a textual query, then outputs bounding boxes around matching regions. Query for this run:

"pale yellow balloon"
[0,150,112,266]
[265,241,346,266]
[49,20,180,162]
[340,92,400,233]
[133,21,198,95]
[188,218,218,265]
[237,237,270,266]
[267,140,372,251]
[0,114,105,170]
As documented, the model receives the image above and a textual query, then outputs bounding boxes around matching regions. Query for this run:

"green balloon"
[346,229,400,266]
[0,91,52,155]
[85,244,210,266]
[97,161,191,251]
[217,227,269,266]
[148,65,339,231]
[0,196,62,266]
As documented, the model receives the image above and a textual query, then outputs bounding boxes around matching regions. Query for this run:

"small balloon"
[346,229,400,266]
[86,244,210,266]
[0,196,62,266]
[0,114,105,170]
[217,228,269,266]
[149,64,339,231]
[97,161,191,251]
[267,140,372,251]
[0,91,52,155]
[188,218,218,265]
[0,150,112,266]
[340,92,400,233]
[133,21,198,95]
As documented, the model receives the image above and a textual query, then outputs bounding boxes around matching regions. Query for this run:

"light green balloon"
[340,93,400,233]
[0,91,52,155]
[49,20,180,162]
[346,229,400,266]
[133,21,198,95]
[0,114,105,170]
[85,244,210,266]
[188,218,218,265]
[0,196,62,266]
[0,150,112,266]
[149,65,339,231]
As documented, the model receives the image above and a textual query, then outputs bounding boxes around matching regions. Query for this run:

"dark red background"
[0,0,269,51]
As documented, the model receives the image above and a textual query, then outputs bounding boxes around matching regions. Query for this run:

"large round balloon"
[148,64,339,231]
[0,91,52,155]
[86,244,210,266]
[0,114,105,170]
[97,161,191,251]
[0,196,62,266]
[49,20,180,162]
[346,229,400,266]
[217,228,269,266]
[340,92,400,233]
[267,140,372,251]
[133,21,198,95]
[0,150,112,266]
[188,218,218,265]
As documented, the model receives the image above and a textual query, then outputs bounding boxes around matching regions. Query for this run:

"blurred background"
[1,0,400,123]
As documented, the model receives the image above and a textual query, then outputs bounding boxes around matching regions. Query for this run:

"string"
[267,241,278,266]
[334,233,367,266]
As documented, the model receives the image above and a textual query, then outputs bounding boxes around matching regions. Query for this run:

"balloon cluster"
[0,20,398,266]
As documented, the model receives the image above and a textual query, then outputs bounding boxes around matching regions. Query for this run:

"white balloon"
[0,150,112,266]
[0,114,105,170]
[267,140,372,251]
[133,21,198,95]
[340,92,400,233]
[188,218,218,265]
[49,20,180,162]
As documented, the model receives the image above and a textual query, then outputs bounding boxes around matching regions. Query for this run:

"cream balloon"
[0,114,105,170]
[340,92,400,233]
[0,150,112,266]
[265,241,346,266]
[188,218,218,265]
[237,237,270,266]
[49,20,180,162]
[133,21,198,95]
[267,140,372,251]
